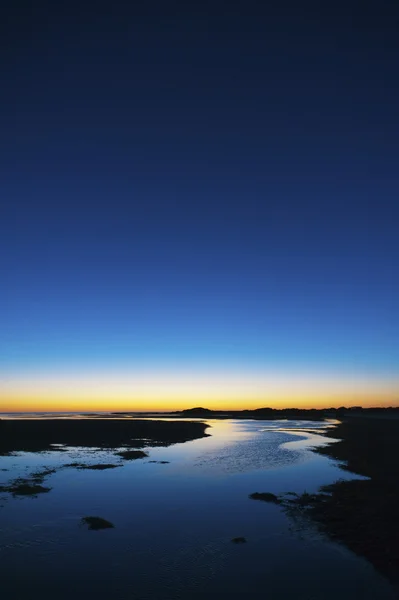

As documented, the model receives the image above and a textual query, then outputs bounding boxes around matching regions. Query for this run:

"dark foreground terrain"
[0,418,209,454]
[292,417,399,586]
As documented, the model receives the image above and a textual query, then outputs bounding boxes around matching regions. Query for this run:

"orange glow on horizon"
[1,368,398,412]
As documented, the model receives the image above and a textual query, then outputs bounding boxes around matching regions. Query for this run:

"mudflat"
[290,417,399,586]
[0,418,209,454]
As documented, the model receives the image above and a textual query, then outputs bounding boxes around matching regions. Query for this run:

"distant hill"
[180,407,214,416]
[179,406,399,419]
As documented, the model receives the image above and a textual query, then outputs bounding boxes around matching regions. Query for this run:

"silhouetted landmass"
[64,463,121,470]
[180,407,215,416]
[284,417,399,586]
[0,419,209,454]
[179,406,399,420]
[115,450,148,460]
[81,516,115,530]
[231,537,247,543]
[30,467,58,480]
[0,477,51,496]
[0,467,59,498]
[249,492,281,504]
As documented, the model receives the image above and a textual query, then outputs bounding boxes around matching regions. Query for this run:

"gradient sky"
[1,1,398,411]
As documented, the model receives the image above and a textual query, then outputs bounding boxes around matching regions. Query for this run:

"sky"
[1,0,398,411]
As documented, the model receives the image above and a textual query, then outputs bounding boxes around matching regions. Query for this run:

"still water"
[0,419,395,599]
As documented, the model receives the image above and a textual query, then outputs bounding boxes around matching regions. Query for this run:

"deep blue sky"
[1,1,398,404]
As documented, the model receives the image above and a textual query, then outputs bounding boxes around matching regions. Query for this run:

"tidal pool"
[0,419,395,599]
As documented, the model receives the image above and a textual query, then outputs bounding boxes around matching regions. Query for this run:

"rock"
[249,492,281,504]
[81,516,115,530]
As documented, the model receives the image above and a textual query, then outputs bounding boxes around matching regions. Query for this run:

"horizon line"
[1,404,399,415]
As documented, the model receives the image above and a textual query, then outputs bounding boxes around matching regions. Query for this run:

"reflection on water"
[0,419,395,599]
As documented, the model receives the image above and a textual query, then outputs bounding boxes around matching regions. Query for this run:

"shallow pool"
[0,419,395,599]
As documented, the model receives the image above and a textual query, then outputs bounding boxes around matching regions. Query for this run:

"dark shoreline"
[292,417,399,587]
[115,406,399,420]
[2,406,399,422]
[0,418,209,455]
